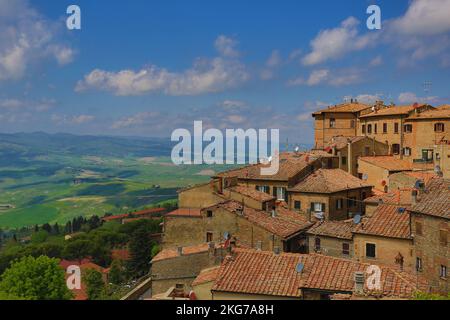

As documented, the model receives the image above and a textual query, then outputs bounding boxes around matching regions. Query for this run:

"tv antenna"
[423,81,432,94]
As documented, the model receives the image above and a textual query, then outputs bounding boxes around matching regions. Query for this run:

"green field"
[0,133,236,228]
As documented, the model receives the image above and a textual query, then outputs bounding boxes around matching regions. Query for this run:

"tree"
[413,291,450,300]
[63,240,92,261]
[127,225,153,278]
[42,223,52,234]
[84,269,105,300]
[0,256,72,300]
[108,260,124,285]
[34,225,39,233]
[31,231,49,244]
[65,221,73,234]
[52,223,60,235]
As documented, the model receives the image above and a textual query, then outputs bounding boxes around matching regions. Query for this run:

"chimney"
[273,246,281,255]
[256,241,262,251]
[354,272,365,294]
[177,247,183,256]
[411,190,418,205]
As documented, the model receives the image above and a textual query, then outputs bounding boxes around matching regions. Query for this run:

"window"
[364,147,370,156]
[347,197,357,208]
[403,147,411,156]
[367,124,372,134]
[341,156,347,166]
[440,230,448,246]
[404,124,413,133]
[394,123,399,134]
[342,243,350,255]
[294,201,301,211]
[383,123,388,133]
[275,187,287,202]
[336,199,343,210]
[415,222,423,236]
[257,185,270,194]
[311,202,325,212]
[374,124,378,134]
[392,144,400,155]
[362,124,366,134]
[206,232,213,242]
[206,210,213,218]
[440,265,447,278]
[416,257,423,272]
[435,123,445,132]
[314,237,321,251]
[366,243,376,258]
[330,118,336,128]
[422,149,434,161]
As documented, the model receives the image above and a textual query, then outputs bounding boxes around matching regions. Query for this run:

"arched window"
[367,124,372,134]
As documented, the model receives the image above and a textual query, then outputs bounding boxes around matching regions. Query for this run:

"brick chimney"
[354,272,365,294]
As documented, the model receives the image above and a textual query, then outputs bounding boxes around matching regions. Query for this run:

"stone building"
[312,101,372,149]
[194,248,426,300]
[409,178,449,294]
[288,169,372,220]
[353,204,414,272]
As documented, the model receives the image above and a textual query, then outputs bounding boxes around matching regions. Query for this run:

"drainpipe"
[347,142,352,174]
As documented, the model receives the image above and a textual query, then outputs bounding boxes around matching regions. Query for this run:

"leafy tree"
[108,260,124,285]
[127,225,153,278]
[413,291,450,300]
[63,240,92,261]
[31,231,49,244]
[84,269,105,300]
[151,244,161,258]
[0,256,72,300]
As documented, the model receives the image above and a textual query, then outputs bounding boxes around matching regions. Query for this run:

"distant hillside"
[0,132,173,164]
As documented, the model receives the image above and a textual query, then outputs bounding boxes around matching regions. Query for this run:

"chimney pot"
[354,272,365,294]
[273,246,281,255]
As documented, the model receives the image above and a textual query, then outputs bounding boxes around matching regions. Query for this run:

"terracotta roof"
[112,249,130,261]
[215,200,313,239]
[364,189,414,206]
[102,208,166,221]
[409,178,450,220]
[354,205,411,239]
[438,104,450,110]
[228,185,275,202]
[390,171,438,188]
[306,219,356,240]
[216,152,317,181]
[212,249,425,299]
[407,108,450,120]
[359,104,429,118]
[324,136,367,150]
[192,266,220,286]
[359,156,412,171]
[152,243,217,263]
[165,208,202,217]
[289,169,372,193]
[312,103,371,116]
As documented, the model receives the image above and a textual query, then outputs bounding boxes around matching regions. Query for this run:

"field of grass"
[0,154,235,228]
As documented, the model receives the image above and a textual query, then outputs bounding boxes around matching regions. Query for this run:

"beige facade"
[178,183,223,208]
[307,235,353,259]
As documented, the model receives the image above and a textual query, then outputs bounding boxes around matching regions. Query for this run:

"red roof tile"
[152,243,217,263]
[359,104,430,118]
[165,208,202,217]
[228,185,275,202]
[409,178,450,220]
[307,219,356,240]
[359,156,412,171]
[102,208,166,221]
[364,189,414,206]
[312,103,371,116]
[192,266,220,286]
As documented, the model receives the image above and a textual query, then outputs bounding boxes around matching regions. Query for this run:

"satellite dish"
[362,174,368,181]
[397,207,406,214]
[414,180,425,190]
[353,214,362,224]
[434,165,442,173]
[296,263,304,273]
[223,232,230,240]
[294,146,300,153]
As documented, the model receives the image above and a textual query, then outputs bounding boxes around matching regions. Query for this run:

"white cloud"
[369,56,383,67]
[353,94,383,105]
[302,17,376,66]
[52,114,95,125]
[214,35,240,58]
[0,0,74,81]
[76,37,249,96]
[111,112,160,129]
[288,68,363,87]
[266,50,281,67]
[398,92,439,104]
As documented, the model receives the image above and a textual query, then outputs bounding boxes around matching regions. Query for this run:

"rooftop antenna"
[423,81,432,94]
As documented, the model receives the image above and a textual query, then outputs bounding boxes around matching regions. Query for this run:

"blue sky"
[1,0,450,143]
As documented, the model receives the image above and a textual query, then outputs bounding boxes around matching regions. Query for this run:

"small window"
[383,123,388,133]
[404,124,413,133]
[336,199,343,210]
[366,243,376,258]
[367,124,372,134]
[311,202,325,212]
[440,230,448,246]
[206,232,213,242]
[440,265,447,278]
[392,144,400,155]
[362,124,366,134]
[347,197,357,207]
[342,243,350,255]
[294,201,301,210]
[435,123,445,132]
[341,156,347,166]
[394,123,399,134]
[416,257,423,272]
[330,118,336,128]
[206,210,213,218]
[314,237,321,251]
[415,222,423,236]
[374,124,378,134]
[276,187,287,201]
[403,147,411,156]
